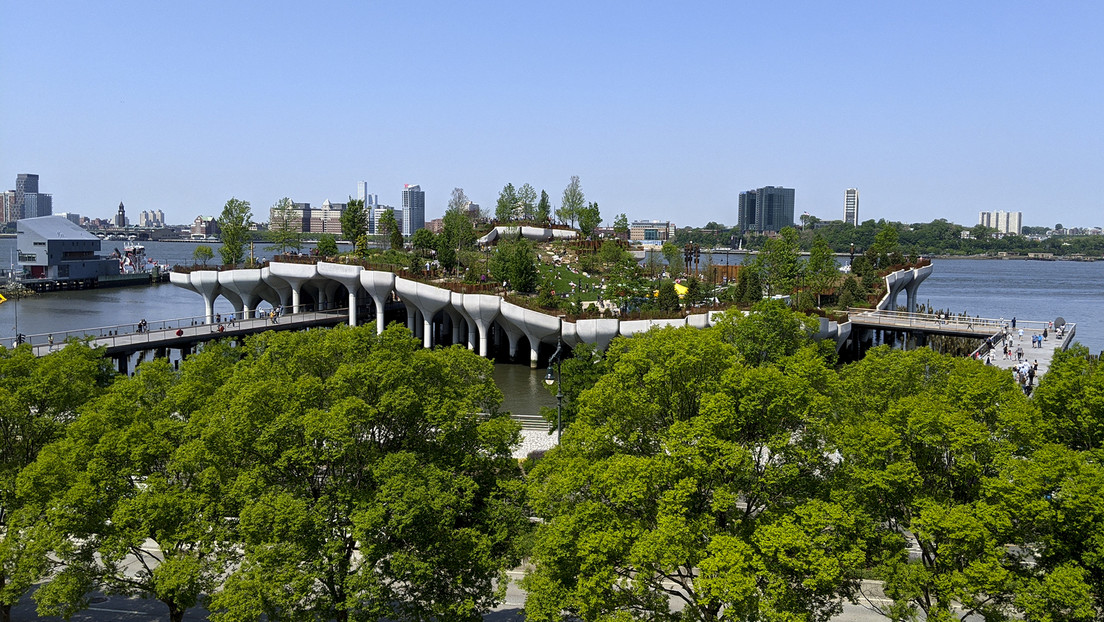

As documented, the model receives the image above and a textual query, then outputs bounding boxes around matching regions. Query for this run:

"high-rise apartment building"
[978,210,1022,235]
[401,184,425,236]
[844,188,859,226]
[737,186,795,233]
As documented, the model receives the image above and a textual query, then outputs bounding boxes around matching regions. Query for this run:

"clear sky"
[3,1,1102,229]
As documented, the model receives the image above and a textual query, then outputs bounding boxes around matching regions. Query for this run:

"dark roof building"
[16,216,117,281]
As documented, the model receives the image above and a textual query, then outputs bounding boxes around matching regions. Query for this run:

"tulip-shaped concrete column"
[394,277,451,348]
[190,270,231,323]
[450,292,477,350]
[168,271,201,315]
[903,264,933,313]
[318,262,363,326]
[360,270,396,334]
[572,318,621,351]
[268,263,319,314]
[460,294,501,357]
[218,269,267,318]
[881,269,914,311]
[261,268,293,312]
[500,301,562,368]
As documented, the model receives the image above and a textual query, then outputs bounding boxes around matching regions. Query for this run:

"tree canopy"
[217,198,253,266]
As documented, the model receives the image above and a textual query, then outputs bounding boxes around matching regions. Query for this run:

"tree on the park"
[217,197,253,266]
[315,234,338,257]
[411,228,437,256]
[684,276,703,308]
[22,357,235,622]
[439,203,477,273]
[535,190,552,223]
[447,187,470,214]
[517,183,538,221]
[577,201,602,239]
[200,325,527,622]
[756,226,801,298]
[558,176,584,228]
[613,213,629,238]
[489,239,539,293]
[661,242,684,277]
[340,198,368,253]
[0,344,115,622]
[266,197,304,255]
[495,183,518,222]
[656,280,680,312]
[377,209,403,250]
[192,245,214,266]
[524,327,865,622]
[804,233,839,307]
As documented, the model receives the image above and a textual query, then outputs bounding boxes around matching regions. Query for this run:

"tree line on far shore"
[3,304,1104,621]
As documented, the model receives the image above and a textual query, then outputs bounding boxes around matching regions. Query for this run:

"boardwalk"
[29,309,350,359]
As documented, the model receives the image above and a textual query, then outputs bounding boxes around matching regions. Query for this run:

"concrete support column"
[268,263,318,314]
[318,262,364,326]
[360,271,396,335]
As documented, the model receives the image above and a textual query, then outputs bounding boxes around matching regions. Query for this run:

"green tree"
[871,223,901,268]
[660,242,684,277]
[495,183,518,222]
[439,205,477,273]
[315,234,338,257]
[23,358,234,622]
[340,198,368,250]
[757,226,801,298]
[577,201,602,239]
[201,325,526,622]
[217,197,253,266]
[740,263,763,305]
[805,233,838,307]
[656,280,680,312]
[378,209,403,250]
[447,187,470,214]
[517,183,537,221]
[192,245,214,266]
[265,197,304,255]
[540,343,606,434]
[684,276,703,308]
[411,228,437,255]
[833,346,1039,621]
[558,175,584,228]
[489,239,539,293]
[0,344,115,622]
[613,213,629,238]
[713,299,819,366]
[524,327,864,622]
[535,190,552,223]
[598,240,629,267]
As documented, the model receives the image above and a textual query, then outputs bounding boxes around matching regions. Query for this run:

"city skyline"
[3,2,1102,229]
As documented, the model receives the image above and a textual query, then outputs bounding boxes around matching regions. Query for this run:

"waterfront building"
[190,216,220,239]
[139,210,165,228]
[401,184,425,236]
[629,220,676,243]
[844,188,859,226]
[114,202,128,227]
[978,210,1023,235]
[16,216,117,280]
[737,186,795,233]
[2,191,18,223]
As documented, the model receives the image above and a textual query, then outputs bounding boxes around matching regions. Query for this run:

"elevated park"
[18,258,1076,380]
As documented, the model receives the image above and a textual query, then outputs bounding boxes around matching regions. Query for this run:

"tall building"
[8,174,53,221]
[978,210,1022,235]
[115,202,128,227]
[737,186,795,233]
[844,188,859,226]
[401,184,425,236]
[357,181,381,233]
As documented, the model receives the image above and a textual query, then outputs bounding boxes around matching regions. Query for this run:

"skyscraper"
[10,174,52,221]
[401,184,425,236]
[978,210,1023,235]
[844,188,859,226]
[736,186,795,233]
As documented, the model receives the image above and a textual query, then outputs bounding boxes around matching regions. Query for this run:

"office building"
[357,181,381,233]
[56,212,82,226]
[844,188,859,226]
[978,210,1022,235]
[401,184,425,236]
[737,186,795,233]
[629,220,677,243]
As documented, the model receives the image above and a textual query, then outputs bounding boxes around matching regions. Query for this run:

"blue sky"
[3,1,1102,229]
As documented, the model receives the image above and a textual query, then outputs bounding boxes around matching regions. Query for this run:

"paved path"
[981,323,1076,388]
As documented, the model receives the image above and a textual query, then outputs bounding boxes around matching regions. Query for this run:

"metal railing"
[846,308,1052,334]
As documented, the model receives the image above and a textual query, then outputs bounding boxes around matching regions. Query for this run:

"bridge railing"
[21,308,351,352]
[846,308,1052,333]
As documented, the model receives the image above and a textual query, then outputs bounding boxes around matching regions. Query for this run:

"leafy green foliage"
[217,197,253,266]
[757,226,801,297]
[315,234,338,257]
[577,201,601,239]
[377,209,402,250]
[266,197,304,255]
[490,239,539,293]
[192,245,214,266]
[340,198,368,248]
[613,212,629,237]
[558,175,584,228]
[535,189,551,223]
[410,227,437,254]
[713,300,820,366]
[525,327,864,622]
[495,183,518,222]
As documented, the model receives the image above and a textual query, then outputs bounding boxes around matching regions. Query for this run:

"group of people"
[1014,359,1039,395]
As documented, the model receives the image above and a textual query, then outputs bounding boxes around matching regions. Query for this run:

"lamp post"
[545,339,564,443]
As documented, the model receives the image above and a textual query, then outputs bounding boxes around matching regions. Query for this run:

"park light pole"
[544,339,564,443]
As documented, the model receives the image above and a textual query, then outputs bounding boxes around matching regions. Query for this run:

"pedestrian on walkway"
[1018,328,1024,341]
[1016,345,1024,361]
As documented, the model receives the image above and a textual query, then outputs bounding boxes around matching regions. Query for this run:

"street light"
[545,339,564,443]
